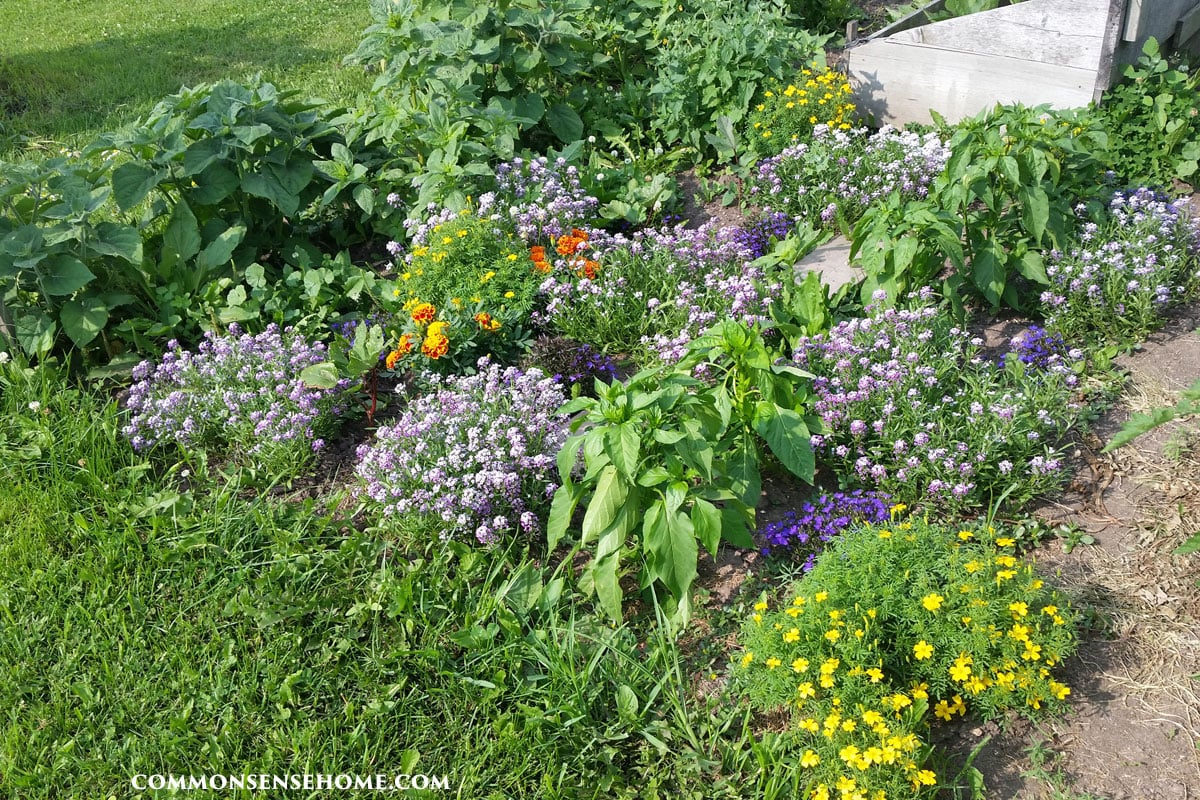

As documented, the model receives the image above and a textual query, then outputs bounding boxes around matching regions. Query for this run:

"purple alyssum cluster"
[760,490,891,569]
[123,324,352,470]
[477,156,601,242]
[1000,325,1079,371]
[355,359,569,544]
[539,221,780,363]
[751,125,950,227]
[794,291,1081,508]
[1043,188,1200,342]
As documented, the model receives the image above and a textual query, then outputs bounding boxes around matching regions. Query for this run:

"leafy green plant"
[0,156,141,360]
[1095,38,1200,190]
[852,104,1108,311]
[735,515,1077,797]
[88,78,387,350]
[549,320,817,624]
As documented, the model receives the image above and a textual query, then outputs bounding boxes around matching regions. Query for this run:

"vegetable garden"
[1,1,1199,798]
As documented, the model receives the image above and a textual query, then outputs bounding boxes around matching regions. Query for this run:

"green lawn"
[0,0,372,154]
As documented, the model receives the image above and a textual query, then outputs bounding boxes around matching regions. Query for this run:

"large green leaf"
[162,200,201,268]
[40,254,96,296]
[971,239,1005,308]
[691,498,722,557]
[196,224,247,273]
[90,222,143,264]
[60,295,110,347]
[111,162,164,211]
[15,311,55,357]
[547,103,583,143]
[581,465,627,544]
[643,499,697,606]
[546,482,581,552]
[604,423,641,479]
[1018,184,1050,244]
[190,164,240,206]
[752,401,815,482]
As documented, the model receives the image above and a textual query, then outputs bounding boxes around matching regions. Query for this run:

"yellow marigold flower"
[801,750,821,768]
[922,593,944,612]
[797,681,816,699]
[1009,601,1029,618]
[784,628,801,644]
[866,667,884,683]
[819,674,835,689]
[741,652,754,667]
[1009,623,1030,642]
[996,537,1015,547]
[995,555,1017,568]
[457,229,468,238]
[1031,579,1044,589]
[836,775,856,793]
[814,591,828,603]
[392,288,401,297]
[964,560,981,573]
[754,600,769,611]
[934,700,953,721]
[1052,614,1065,625]
[504,291,515,299]
[915,769,937,786]
[949,662,972,682]
[958,530,973,541]
[766,657,782,670]
[427,320,448,338]
[506,253,519,261]
[839,744,861,764]
[481,270,496,283]
[799,717,819,732]
[890,693,911,710]
[792,657,810,673]
[785,606,802,618]
[811,784,829,800]
[996,569,1017,582]
[1050,681,1071,699]
[1022,642,1042,661]
[878,529,892,539]
[913,640,934,660]
[441,236,452,245]
[820,658,839,674]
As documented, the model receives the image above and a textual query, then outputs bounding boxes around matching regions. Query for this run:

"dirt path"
[959,305,1200,799]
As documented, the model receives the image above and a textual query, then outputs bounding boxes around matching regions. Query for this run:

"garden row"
[2,6,1200,797]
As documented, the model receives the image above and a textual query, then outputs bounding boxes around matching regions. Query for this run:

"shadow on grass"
[0,17,366,145]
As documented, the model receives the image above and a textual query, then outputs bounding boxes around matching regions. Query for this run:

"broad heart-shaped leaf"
[604,423,641,479]
[1016,250,1048,284]
[90,222,142,264]
[752,401,815,483]
[581,465,627,544]
[513,92,545,124]
[642,499,698,610]
[40,254,96,296]
[299,361,339,389]
[352,183,374,215]
[691,498,722,557]
[190,164,239,206]
[195,223,247,273]
[59,295,110,348]
[971,239,1006,308]
[162,199,201,269]
[547,103,584,143]
[15,310,55,357]
[111,162,164,211]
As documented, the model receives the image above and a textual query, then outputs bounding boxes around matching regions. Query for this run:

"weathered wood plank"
[850,41,1096,126]
[884,0,1111,69]
[1178,2,1200,43]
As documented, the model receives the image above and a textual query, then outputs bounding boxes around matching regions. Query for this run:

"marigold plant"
[745,68,856,157]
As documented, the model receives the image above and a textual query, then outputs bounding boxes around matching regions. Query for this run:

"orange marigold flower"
[556,229,589,257]
[473,312,501,332]
[385,350,402,370]
[411,302,436,324]
[529,246,546,262]
[396,333,413,355]
[421,333,449,360]
[577,259,600,280]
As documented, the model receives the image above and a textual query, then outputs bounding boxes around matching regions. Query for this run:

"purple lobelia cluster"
[759,490,891,569]
[123,324,352,473]
[732,211,795,259]
[1042,188,1200,343]
[355,359,570,544]
[750,125,950,227]
[794,291,1081,509]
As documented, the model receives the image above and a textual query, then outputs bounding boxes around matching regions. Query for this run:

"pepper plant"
[548,320,818,626]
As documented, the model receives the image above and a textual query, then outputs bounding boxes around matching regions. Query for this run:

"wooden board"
[850,41,1097,126]
[882,0,1111,69]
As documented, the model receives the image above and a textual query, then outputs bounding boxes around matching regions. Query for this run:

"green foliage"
[743,68,856,158]
[785,0,862,35]
[344,0,826,207]
[734,515,1076,797]
[852,104,1108,312]
[1095,38,1200,189]
[0,157,141,359]
[89,78,389,350]
[551,321,816,625]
